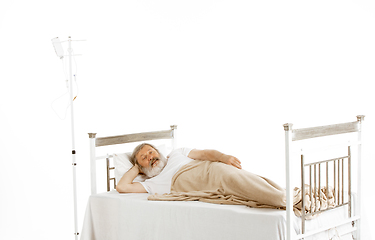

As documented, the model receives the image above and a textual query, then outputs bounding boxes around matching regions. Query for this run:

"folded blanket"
[148,160,335,218]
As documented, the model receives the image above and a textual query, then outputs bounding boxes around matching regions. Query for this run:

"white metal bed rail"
[88,125,177,195]
[284,115,364,240]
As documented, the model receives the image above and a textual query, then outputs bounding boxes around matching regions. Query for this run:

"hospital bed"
[81,116,364,240]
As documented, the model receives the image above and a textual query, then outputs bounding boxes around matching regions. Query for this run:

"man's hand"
[134,163,143,174]
[219,154,242,169]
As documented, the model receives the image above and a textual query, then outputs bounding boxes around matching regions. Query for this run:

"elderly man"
[115,143,290,210]
[116,143,242,194]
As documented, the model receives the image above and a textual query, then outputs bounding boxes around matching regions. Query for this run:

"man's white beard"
[141,154,168,178]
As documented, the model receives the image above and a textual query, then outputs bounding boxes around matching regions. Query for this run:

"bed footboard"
[284,115,364,240]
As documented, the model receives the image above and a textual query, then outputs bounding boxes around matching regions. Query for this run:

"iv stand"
[67,36,79,240]
[52,36,84,240]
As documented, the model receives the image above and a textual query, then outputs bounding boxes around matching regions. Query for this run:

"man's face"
[136,145,167,177]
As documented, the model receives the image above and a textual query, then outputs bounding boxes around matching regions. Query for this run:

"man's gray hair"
[130,143,159,166]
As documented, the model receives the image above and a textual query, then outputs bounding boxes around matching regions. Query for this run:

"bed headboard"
[88,125,177,195]
[283,115,364,240]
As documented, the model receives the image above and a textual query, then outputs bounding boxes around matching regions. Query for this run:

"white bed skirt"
[80,191,353,240]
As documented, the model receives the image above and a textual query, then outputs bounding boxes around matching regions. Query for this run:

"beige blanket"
[148,160,335,218]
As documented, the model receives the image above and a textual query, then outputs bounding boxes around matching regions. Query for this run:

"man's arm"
[188,149,242,169]
[116,165,147,193]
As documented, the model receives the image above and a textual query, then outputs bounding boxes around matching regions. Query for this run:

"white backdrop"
[1,0,374,239]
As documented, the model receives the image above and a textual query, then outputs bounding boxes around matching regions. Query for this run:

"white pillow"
[113,144,168,184]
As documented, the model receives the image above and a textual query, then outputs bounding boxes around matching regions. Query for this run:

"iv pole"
[52,36,83,240]
[68,36,79,240]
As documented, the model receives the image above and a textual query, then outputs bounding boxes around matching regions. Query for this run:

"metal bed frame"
[87,116,364,240]
[88,125,177,194]
[284,115,364,240]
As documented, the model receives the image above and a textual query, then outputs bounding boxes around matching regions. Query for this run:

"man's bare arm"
[116,165,147,193]
[188,149,242,169]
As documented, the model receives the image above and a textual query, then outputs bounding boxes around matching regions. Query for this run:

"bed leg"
[284,123,294,240]
[355,115,364,240]
[89,133,97,195]
[301,154,306,235]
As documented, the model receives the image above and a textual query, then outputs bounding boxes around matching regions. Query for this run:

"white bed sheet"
[80,191,353,240]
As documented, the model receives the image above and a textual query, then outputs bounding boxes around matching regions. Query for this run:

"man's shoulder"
[168,148,193,157]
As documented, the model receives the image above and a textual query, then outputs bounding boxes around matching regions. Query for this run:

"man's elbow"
[116,185,128,193]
